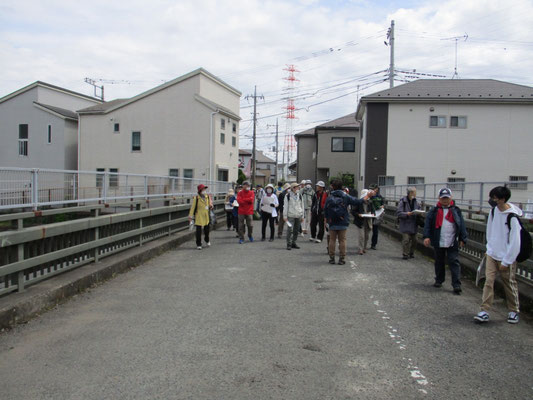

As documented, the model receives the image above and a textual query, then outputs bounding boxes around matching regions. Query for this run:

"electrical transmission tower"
[282,65,299,180]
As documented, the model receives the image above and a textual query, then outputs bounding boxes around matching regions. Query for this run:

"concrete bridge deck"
[1,222,532,399]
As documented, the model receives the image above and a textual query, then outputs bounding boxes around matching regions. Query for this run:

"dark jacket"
[324,190,364,231]
[311,190,328,216]
[352,200,375,229]
[423,204,467,248]
[278,189,288,215]
[396,196,421,234]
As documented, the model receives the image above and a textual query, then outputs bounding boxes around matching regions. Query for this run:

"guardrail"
[0,196,226,296]
[0,167,233,211]
[380,181,533,217]
[380,202,533,285]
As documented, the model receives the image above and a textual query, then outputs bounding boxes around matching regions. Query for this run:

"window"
[18,124,28,156]
[221,118,225,130]
[109,168,119,187]
[447,177,465,191]
[509,176,528,190]
[450,116,467,128]
[218,169,229,182]
[47,125,52,144]
[407,177,425,185]
[132,131,141,151]
[232,123,237,133]
[96,168,105,188]
[220,133,225,144]
[331,137,355,152]
[232,136,236,147]
[169,169,179,177]
[114,123,120,133]
[429,116,446,128]
[184,169,194,179]
[378,176,395,186]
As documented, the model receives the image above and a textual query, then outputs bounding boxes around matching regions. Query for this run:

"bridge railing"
[380,181,533,217]
[0,195,227,297]
[0,167,233,211]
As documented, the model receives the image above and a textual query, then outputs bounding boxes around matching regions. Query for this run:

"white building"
[78,68,241,182]
[0,82,101,170]
[356,79,533,189]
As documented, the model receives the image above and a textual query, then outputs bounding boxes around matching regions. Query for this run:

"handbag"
[209,209,217,227]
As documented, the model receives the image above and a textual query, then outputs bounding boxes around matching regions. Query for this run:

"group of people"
[191,181,525,325]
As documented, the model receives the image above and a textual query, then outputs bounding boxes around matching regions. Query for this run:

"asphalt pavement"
[1,221,532,400]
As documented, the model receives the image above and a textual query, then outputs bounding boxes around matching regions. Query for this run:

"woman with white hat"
[260,183,279,241]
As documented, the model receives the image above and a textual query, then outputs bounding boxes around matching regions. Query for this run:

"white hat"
[266,183,275,190]
[316,181,325,188]
[300,180,306,185]
[360,189,369,199]
[306,179,312,184]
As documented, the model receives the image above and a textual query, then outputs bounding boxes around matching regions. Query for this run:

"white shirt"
[439,208,456,248]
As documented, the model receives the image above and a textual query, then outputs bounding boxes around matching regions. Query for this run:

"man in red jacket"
[237,181,255,244]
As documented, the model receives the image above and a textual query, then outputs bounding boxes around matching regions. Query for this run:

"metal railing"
[0,167,233,211]
[380,181,533,217]
[0,196,226,296]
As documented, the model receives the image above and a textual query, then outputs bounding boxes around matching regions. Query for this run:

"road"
[1,222,532,399]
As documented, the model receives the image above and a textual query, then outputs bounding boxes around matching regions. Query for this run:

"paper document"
[360,213,376,218]
[375,208,384,218]
[232,200,239,207]
[413,209,425,214]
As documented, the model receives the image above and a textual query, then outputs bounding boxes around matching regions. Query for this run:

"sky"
[1,0,533,162]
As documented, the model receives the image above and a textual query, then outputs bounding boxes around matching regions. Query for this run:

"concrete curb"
[380,223,533,314]
[0,222,224,330]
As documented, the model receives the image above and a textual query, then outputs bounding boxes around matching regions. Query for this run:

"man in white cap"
[310,180,328,243]
[301,179,315,235]
[423,188,467,295]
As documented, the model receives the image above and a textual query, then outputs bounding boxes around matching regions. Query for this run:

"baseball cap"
[439,188,452,198]
[197,184,208,192]
[316,181,325,188]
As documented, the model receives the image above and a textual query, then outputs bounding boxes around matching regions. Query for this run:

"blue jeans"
[434,245,461,288]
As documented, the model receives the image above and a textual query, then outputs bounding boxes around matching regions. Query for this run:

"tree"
[237,169,246,184]
[330,172,355,189]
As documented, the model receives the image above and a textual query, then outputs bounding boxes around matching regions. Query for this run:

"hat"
[228,188,234,195]
[300,180,306,185]
[282,183,291,190]
[306,179,312,184]
[266,183,275,190]
[360,189,369,199]
[439,188,452,198]
[197,184,208,192]
[242,181,250,186]
[316,181,325,188]
[369,183,378,190]
[291,182,300,189]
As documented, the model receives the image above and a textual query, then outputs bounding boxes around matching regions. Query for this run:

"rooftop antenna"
[441,34,468,79]
[84,78,104,100]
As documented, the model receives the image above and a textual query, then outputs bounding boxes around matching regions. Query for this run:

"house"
[295,113,360,187]
[0,81,101,170]
[78,68,241,183]
[356,79,533,190]
[239,149,277,186]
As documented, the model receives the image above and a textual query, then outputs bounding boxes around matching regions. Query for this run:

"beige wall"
[386,103,533,185]
[317,130,359,185]
[296,136,316,182]
[80,73,240,182]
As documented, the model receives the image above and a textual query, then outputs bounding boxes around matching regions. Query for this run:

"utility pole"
[388,20,395,88]
[245,86,264,187]
[267,119,280,183]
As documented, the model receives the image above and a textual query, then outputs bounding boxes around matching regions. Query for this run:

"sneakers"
[338,257,346,265]
[291,243,300,249]
[409,253,414,259]
[287,245,292,250]
[474,311,489,323]
[329,257,335,264]
[370,246,377,250]
[433,282,442,288]
[315,239,321,243]
[508,312,519,324]
[239,239,244,244]
[205,242,211,247]
[248,236,254,242]
[197,246,202,250]
[453,287,462,295]
[402,254,409,260]
[309,238,315,242]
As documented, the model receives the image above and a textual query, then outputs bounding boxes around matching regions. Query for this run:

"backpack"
[327,194,347,224]
[491,208,532,263]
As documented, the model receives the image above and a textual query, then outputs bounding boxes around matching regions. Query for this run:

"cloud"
[1,0,533,157]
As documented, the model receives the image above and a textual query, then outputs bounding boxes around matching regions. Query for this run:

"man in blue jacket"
[423,188,467,294]
[324,179,374,265]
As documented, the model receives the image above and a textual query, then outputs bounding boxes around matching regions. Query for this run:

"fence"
[0,167,233,211]
[380,181,533,218]
[0,196,226,297]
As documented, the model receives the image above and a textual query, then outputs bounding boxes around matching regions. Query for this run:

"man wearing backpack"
[474,186,524,324]
[324,179,374,265]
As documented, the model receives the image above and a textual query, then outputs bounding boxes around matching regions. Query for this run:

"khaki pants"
[278,217,286,238]
[238,214,253,240]
[329,229,347,257]
[402,233,417,256]
[356,225,372,252]
[481,254,519,313]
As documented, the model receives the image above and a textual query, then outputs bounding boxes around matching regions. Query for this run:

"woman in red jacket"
[237,181,255,244]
